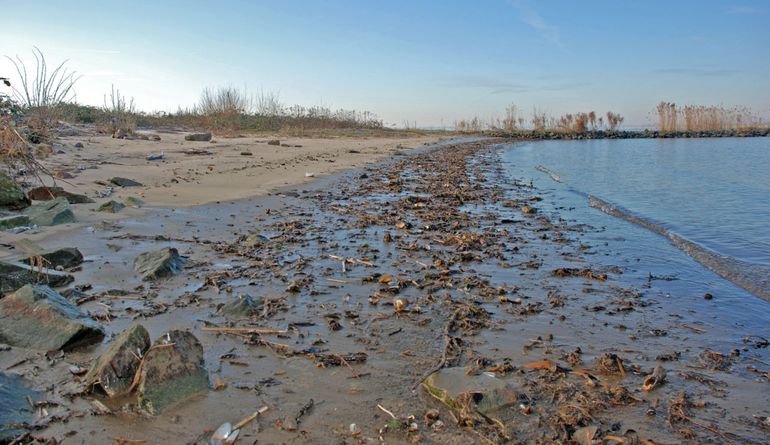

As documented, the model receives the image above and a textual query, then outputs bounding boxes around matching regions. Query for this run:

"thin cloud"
[653,67,741,77]
[439,75,530,94]
[727,5,763,14]
[509,0,564,49]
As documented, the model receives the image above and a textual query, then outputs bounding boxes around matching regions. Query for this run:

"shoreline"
[1,139,769,444]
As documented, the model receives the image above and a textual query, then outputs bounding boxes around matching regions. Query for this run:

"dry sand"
[47,129,444,207]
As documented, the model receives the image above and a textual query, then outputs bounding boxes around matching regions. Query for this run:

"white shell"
[210,422,232,445]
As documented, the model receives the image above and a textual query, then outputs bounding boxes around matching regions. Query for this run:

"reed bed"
[656,102,765,133]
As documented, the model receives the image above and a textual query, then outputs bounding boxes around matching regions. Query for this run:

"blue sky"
[1,0,768,127]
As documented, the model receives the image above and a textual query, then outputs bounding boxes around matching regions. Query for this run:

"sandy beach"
[1,138,768,444]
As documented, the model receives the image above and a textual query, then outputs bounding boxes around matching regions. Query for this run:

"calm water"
[500,137,770,306]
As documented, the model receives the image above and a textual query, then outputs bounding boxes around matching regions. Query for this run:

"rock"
[133,247,186,281]
[0,285,104,350]
[149,134,161,141]
[422,367,520,419]
[0,261,74,295]
[85,324,151,397]
[23,247,83,270]
[184,132,212,142]
[74,142,84,148]
[267,139,280,146]
[0,214,30,230]
[22,197,76,226]
[240,151,252,156]
[98,200,125,213]
[218,294,263,318]
[0,173,30,210]
[520,205,537,215]
[27,186,94,204]
[109,177,143,187]
[124,196,144,208]
[242,233,269,247]
[137,330,208,415]
[0,373,40,443]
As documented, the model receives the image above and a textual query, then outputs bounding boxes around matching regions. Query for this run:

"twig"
[337,353,360,378]
[126,343,176,393]
[411,307,463,390]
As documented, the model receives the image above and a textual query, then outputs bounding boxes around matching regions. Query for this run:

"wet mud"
[1,141,769,444]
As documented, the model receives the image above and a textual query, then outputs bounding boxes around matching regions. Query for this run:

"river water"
[499,137,770,325]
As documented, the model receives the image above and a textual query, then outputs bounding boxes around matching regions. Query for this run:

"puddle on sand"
[1,140,768,444]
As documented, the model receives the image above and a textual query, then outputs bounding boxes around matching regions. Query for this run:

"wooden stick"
[233,405,269,430]
[201,327,287,335]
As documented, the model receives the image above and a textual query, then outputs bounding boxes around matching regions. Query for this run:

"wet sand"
[1,140,769,444]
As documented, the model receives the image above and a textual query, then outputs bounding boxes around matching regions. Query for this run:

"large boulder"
[85,324,151,397]
[0,173,30,210]
[22,247,84,270]
[0,285,104,350]
[184,132,212,142]
[0,261,74,296]
[137,330,209,415]
[27,186,94,204]
[22,197,76,226]
[133,247,186,281]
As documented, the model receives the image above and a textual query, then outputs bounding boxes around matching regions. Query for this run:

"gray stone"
[22,197,76,226]
[218,294,263,318]
[0,285,104,350]
[184,132,212,142]
[0,373,40,443]
[98,200,125,213]
[0,172,30,210]
[0,261,74,296]
[133,247,186,281]
[138,330,208,415]
[109,177,143,187]
[74,142,84,148]
[0,214,30,230]
[27,186,94,204]
[422,367,520,417]
[23,247,83,270]
[85,324,151,397]
[124,196,144,208]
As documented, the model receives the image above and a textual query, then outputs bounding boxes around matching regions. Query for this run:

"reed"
[656,102,764,133]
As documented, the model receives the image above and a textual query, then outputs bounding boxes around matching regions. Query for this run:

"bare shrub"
[5,47,81,138]
[102,85,136,135]
[198,86,251,134]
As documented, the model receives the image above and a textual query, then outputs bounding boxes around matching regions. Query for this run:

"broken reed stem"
[201,327,287,335]
[232,405,269,430]
[411,307,463,390]
[126,343,176,393]
[376,403,396,419]
[337,353,360,378]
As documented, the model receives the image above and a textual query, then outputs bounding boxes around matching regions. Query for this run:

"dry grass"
[656,101,765,133]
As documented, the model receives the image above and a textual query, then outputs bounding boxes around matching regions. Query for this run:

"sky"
[1,0,768,128]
